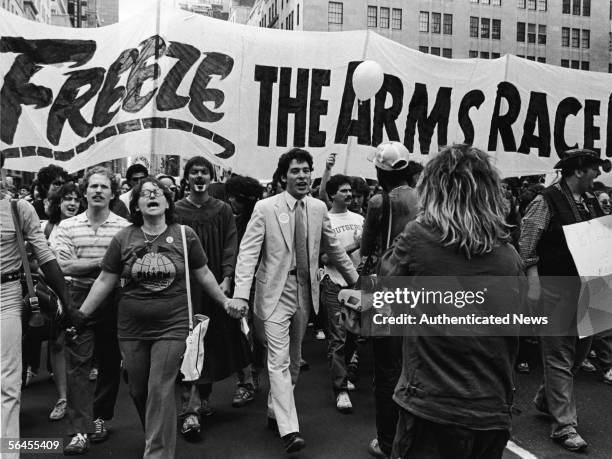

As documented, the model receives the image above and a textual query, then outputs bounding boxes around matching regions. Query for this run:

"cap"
[554,148,612,173]
[368,141,410,171]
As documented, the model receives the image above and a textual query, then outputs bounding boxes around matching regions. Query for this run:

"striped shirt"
[53,211,129,289]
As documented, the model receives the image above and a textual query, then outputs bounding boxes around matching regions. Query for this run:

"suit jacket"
[234,192,358,320]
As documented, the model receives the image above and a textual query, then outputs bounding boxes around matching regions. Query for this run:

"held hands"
[225,298,248,319]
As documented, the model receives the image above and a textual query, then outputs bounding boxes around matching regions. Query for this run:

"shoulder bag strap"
[10,200,37,306]
[181,225,194,332]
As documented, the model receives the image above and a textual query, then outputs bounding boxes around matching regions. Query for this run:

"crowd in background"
[1,144,611,458]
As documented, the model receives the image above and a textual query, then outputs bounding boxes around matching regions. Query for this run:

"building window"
[419,46,428,53]
[537,57,546,63]
[481,18,490,38]
[470,0,479,3]
[432,12,441,34]
[470,16,479,38]
[492,19,501,39]
[527,23,536,43]
[562,27,570,47]
[443,14,453,35]
[380,7,389,28]
[431,47,440,56]
[583,0,590,16]
[582,29,589,48]
[443,48,453,58]
[538,25,546,44]
[571,60,580,69]
[480,51,490,59]
[528,0,536,9]
[492,0,501,5]
[581,61,589,70]
[609,64,612,73]
[367,6,377,28]
[572,28,580,47]
[469,50,478,58]
[492,52,501,58]
[297,4,299,25]
[419,11,429,32]
[538,0,546,10]
[328,2,343,24]
[563,0,570,13]
[561,59,569,67]
[572,0,580,15]
[392,8,402,29]
[609,32,612,51]
[517,22,525,42]
[517,0,525,7]
[481,0,490,4]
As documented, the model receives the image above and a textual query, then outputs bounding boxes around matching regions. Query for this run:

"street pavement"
[20,330,612,458]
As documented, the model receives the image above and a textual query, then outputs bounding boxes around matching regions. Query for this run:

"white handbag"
[179,225,210,382]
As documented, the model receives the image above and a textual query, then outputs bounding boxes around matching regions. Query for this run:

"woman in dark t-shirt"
[74,178,232,459]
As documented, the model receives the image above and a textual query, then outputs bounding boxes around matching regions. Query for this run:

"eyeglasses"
[140,189,163,199]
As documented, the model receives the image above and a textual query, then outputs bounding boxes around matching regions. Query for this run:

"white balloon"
[352,61,384,101]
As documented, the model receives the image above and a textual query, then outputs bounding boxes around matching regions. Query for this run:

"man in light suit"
[228,148,358,453]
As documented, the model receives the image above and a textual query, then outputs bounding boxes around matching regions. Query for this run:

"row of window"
[419,47,453,58]
[469,51,502,59]
[562,0,590,16]
[367,6,402,29]
[469,17,501,40]
[470,0,502,5]
[517,23,546,44]
[517,0,547,10]
[561,28,590,49]
[561,59,589,70]
[418,12,452,34]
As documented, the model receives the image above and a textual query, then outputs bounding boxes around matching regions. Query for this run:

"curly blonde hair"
[417,144,509,258]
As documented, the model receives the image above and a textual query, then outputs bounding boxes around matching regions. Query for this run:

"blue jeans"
[535,285,592,437]
[120,339,185,459]
[320,276,357,394]
[392,409,509,459]
[65,286,121,435]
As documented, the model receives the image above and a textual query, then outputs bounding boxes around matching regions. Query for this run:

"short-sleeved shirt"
[102,223,207,341]
[52,211,129,289]
[324,211,364,286]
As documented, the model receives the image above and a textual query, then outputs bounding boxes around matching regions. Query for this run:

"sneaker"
[180,414,201,439]
[336,391,353,413]
[347,381,356,391]
[580,358,597,373]
[367,438,388,459]
[49,399,66,421]
[64,433,88,455]
[89,417,108,443]
[89,367,98,381]
[25,367,36,387]
[282,432,306,453]
[315,330,326,340]
[603,368,612,385]
[232,385,255,408]
[516,362,530,374]
[553,431,587,452]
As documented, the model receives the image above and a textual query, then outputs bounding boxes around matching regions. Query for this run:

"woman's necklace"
[142,225,167,248]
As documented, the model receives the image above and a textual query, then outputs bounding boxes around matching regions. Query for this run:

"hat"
[554,148,612,173]
[368,141,410,171]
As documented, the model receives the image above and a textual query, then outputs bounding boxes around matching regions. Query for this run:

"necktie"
[295,200,309,285]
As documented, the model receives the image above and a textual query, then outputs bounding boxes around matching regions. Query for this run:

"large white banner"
[2,7,612,181]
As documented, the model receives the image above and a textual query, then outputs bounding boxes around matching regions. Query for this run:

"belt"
[1,270,22,284]
[288,268,297,276]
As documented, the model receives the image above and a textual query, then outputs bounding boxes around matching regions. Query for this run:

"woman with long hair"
[380,144,524,459]
[71,177,233,458]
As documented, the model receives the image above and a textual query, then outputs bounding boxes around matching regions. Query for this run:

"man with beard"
[320,174,363,413]
[174,156,250,438]
[228,148,358,453]
[53,167,129,455]
[519,149,610,452]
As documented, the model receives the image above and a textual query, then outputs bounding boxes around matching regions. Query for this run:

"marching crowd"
[1,142,611,458]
